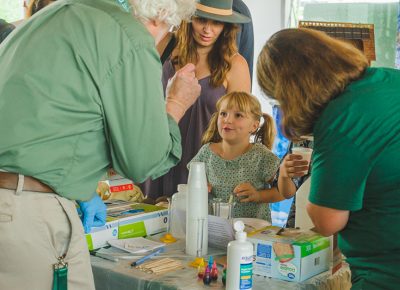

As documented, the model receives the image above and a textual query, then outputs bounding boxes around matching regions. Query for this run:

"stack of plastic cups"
[185,162,208,257]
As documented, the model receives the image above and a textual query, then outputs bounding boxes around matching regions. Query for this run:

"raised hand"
[280,154,309,178]
[166,63,201,122]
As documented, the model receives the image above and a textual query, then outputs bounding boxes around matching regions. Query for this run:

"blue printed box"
[248,227,330,282]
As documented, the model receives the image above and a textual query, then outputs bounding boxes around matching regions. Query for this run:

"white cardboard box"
[248,227,330,282]
[86,203,168,250]
[116,205,168,240]
[86,220,119,251]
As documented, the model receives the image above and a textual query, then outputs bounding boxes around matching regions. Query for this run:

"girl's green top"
[190,143,280,222]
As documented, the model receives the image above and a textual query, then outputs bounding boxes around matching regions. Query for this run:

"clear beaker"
[212,201,235,220]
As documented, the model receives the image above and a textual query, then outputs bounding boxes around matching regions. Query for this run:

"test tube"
[212,198,222,216]
[227,202,235,220]
[196,218,206,257]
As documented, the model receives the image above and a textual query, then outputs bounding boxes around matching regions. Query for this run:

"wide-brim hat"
[195,0,251,24]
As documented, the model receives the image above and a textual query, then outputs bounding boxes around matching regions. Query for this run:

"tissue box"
[86,202,168,250]
[248,227,330,282]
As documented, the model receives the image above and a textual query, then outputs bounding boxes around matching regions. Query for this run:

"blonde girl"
[190,91,283,222]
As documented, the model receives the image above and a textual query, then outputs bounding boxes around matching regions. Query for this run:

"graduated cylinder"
[185,162,208,256]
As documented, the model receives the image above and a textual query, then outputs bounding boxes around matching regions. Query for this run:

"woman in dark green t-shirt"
[257,28,400,289]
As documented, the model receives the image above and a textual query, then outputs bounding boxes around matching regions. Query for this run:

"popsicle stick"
[228,194,234,204]
[148,262,184,274]
[137,258,174,269]
[149,261,182,272]
[152,265,185,275]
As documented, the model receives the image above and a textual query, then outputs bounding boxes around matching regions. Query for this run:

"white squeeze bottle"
[226,221,253,290]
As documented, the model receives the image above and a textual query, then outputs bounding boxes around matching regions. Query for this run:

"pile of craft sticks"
[135,258,184,275]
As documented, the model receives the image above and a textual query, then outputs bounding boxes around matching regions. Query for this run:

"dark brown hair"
[257,28,368,139]
[173,18,238,87]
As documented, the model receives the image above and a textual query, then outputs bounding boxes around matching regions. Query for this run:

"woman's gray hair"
[130,0,196,27]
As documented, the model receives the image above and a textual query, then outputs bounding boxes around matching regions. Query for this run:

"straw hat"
[195,0,251,24]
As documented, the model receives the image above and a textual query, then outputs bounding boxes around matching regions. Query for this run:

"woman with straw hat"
[143,0,252,200]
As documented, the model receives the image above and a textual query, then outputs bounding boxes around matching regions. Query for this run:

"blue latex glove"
[77,194,107,234]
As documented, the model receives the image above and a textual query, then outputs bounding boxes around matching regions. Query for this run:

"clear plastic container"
[170,184,187,239]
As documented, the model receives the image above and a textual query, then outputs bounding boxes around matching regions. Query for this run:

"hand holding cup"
[280,152,311,178]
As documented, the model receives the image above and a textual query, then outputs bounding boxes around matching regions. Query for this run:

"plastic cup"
[291,147,313,174]
[220,202,235,219]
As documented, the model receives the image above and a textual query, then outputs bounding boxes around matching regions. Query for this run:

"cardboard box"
[85,203,168,250]
[248,227,330,282]
[331,233,343,274]
[114,203,168,239]
[85,220,119,251]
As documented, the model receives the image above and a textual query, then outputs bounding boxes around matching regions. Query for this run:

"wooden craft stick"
[142,258,174,267]
[137,258,174,269]
[147,262,183,274]
[152,265,185,275]
[136,257,183,275]
[148,261,182,272]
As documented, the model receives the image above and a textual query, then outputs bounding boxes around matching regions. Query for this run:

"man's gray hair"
[130,0,196,27]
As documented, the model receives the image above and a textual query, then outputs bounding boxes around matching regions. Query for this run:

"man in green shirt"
[0,0,200,289]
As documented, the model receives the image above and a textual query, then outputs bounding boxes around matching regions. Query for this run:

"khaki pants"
[0,175,95,290]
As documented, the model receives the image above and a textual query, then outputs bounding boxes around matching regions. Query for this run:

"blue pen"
[130,247,164,267]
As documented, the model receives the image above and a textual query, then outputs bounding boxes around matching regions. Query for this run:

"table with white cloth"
[91,236,351,290]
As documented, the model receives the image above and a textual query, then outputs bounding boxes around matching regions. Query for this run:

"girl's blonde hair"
[202,91,276,149]
[173,18,238,87]
[257,28,368,139]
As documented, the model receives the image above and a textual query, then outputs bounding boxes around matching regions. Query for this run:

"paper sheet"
[208,216,272,249]
[207,215,235,249]
[108,237,165,254]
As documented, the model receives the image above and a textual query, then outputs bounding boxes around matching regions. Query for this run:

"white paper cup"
[291,147,313,174]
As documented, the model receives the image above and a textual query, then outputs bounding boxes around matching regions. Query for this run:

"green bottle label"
[239,262,252,289]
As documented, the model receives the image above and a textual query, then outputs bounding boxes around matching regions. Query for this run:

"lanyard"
[53,255,68,290]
